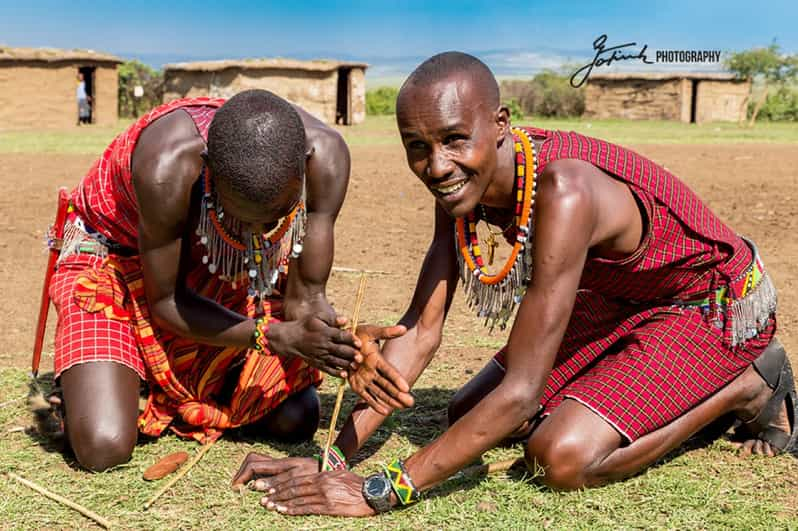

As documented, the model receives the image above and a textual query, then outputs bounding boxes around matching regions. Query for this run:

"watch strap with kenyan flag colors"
[383,459,420,505]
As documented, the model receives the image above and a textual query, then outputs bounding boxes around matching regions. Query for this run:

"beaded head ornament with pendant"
[196,166,307,305]
[455,127,537,331]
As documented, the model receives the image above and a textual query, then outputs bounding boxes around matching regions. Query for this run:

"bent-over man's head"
[397,51,510,218]
[206,89,305,227]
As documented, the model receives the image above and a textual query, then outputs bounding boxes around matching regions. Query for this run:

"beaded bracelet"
[383,459,420,505]
[251,316,270,352]
[314,444,348,471]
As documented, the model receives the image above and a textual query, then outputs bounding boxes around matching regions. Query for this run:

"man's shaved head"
[398,51,500,109]
[395,52,512,218]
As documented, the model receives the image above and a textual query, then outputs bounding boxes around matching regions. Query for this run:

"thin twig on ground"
[7,472,113,529]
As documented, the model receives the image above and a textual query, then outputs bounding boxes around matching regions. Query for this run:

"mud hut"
[585,72,751,124]
[0,46,122,129]
[163,58,368,125]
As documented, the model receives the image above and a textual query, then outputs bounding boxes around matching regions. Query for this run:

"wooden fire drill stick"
[321,272,367,472]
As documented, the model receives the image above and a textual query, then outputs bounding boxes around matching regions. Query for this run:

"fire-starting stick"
[321,272,367,472]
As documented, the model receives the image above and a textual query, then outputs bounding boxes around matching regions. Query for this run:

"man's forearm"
[151,289,254,348]
[404,379,540,492]
[334,324,441,458]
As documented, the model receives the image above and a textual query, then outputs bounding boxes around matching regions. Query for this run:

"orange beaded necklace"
[197,169,306,298]
[455,127,537,330]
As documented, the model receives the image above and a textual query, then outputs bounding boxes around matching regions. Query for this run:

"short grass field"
[1,116,797,530]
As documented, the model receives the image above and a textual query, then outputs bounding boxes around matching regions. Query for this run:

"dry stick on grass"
[332,266,390,276]
[321,272,367,472]
[143,439,216,510]
[458,457,525,479]
[7,472,113,529]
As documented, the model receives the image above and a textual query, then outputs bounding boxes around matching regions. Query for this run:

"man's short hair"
[400,51,500,107]
[207,89,305,204]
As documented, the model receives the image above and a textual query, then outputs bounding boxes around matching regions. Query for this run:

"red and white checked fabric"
[492,129,776,442]
[51,253,144,378]
[71,97,225,249]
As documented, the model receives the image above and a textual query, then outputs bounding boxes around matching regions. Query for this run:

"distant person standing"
[76,72,91,125]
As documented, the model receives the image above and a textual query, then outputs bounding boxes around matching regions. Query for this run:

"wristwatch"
[361,472,393,513]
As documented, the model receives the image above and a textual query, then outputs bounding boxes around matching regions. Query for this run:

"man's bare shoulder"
[131,109,206,194]
[131,109,205,229]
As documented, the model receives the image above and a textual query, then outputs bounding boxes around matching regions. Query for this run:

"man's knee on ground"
[263,386,320,442]
[525,432,598,491]
[69,421,137,472]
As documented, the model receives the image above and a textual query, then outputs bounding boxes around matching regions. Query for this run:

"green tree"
[118,60,164,118]
[725,43,798,125]
[366,87,399,115]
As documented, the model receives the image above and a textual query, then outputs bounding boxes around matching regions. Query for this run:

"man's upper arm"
[501,164,597,389]
[131,111,203,307]
[400,203,459,341]
[290,127,350,292]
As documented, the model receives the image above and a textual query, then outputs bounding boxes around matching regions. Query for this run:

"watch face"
[365,474,390,497]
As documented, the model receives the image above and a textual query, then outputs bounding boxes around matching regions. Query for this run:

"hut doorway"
[77,66,96,124]
[689,79,699,124]
[336,67,352,125]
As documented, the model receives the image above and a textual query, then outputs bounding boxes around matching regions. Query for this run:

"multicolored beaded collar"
[196,169,307,299]
[455,127,537,331]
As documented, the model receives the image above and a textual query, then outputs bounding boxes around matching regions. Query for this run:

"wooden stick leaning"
[7,472,113,529]
[143,438,216,510]
[321,272,367,472]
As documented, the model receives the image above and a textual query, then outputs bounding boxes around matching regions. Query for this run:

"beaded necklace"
[196,168,307,300]
[455,127,537,331]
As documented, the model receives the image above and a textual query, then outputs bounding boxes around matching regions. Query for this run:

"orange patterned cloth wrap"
[55,252,322,443]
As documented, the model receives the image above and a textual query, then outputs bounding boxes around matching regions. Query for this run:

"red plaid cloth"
[493,129,777,442]
[52,99,323,442]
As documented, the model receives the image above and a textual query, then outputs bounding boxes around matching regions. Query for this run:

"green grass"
[0,121,133,155]
[2,115,794,156]
[2,366,797,529]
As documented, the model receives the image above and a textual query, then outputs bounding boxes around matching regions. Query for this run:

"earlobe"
[496,106,511,144]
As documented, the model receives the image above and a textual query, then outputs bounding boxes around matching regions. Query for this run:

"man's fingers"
[371,324,408,341]
[364,387,393,415]
[231,455,282,487]
[368,381,405,410]
[376,357,411,393]
[267,478,321,502]
[374,374,414,408]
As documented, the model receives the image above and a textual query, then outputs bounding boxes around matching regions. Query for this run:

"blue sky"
[1,1,795,82]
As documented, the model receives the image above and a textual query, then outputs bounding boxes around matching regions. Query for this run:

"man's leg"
[61,361,140,472]
[246,386,321,443]
[525,361,782,490]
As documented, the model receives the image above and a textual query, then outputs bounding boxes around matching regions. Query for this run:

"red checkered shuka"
[493,128,775,442]
[52,99,322,442]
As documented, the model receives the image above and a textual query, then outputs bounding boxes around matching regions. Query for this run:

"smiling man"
[233,53,795,516]
[39,90,411,471]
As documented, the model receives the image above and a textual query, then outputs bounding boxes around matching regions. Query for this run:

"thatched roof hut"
[0,46,122,129]
[585,72,750,123]
[163,58,368,125]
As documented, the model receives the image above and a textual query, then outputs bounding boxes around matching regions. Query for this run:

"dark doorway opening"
[689,80,699,124]
[336,67,352,125]
[77,66,96,124]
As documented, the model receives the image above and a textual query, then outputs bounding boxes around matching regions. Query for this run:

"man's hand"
[259,470,374,517]
[232,453,319,491]
[268,315,362,377]
[349,324,414,415]
[232,453,375,517]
